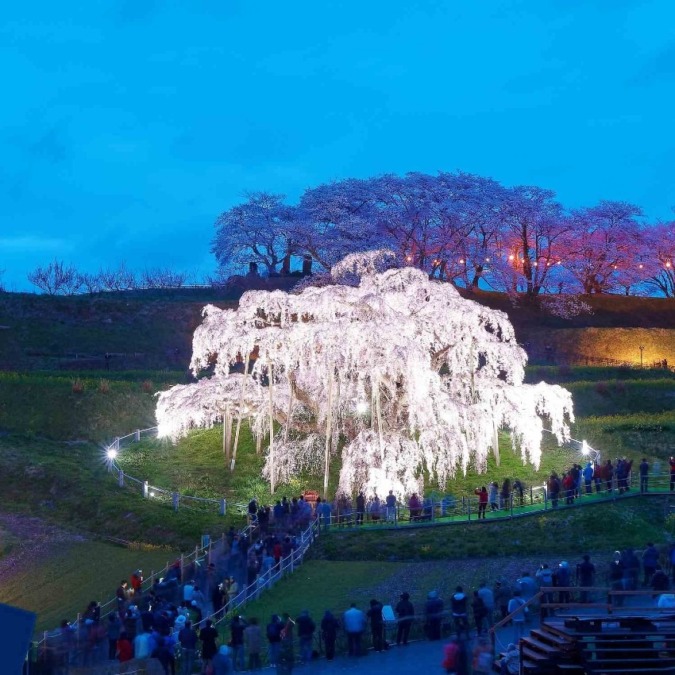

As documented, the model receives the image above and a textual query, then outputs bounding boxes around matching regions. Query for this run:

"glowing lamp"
[106,448,118,460]
[581,440,589,456]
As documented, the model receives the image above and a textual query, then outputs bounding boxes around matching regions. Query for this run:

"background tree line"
[25,262,192,295]
[212,171,675,297]
[19,170,675,297]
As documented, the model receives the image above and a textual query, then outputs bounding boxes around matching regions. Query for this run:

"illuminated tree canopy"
[157,250,574,498]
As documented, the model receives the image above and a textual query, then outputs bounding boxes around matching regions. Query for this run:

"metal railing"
[26,517,319,674]
[107,427,228,516]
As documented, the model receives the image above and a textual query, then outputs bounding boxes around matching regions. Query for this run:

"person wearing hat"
[425,590,444,641]
[211,644,233,675]
[395,592,414,646]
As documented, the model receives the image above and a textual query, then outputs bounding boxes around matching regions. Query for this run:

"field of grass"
[315,498,669,561]
[0,540,177,633]
[0,371,183,440]
[0,434,241,549]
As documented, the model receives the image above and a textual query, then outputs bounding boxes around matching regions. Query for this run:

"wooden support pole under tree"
[493,420,501,466]
[323,365,334,497]
[374,377,384,464]
[223,405,232,461]
[231,353,250,472]
[269,362,275,494]
[284,373,293,444]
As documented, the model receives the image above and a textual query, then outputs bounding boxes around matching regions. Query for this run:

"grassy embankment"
[2,283,675,633]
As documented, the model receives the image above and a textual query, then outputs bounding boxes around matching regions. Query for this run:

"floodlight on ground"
[106,447,118,460]
[581,440,589,456]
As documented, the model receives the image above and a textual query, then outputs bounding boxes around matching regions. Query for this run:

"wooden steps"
[510,614,675,675]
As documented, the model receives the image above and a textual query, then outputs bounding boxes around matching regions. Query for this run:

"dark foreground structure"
[513,613,675,674]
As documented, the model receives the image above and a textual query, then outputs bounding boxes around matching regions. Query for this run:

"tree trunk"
[231,353,250,472]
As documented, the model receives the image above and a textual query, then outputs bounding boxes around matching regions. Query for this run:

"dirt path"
[0,512,86,584]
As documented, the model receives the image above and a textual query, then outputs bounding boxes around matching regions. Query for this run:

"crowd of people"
[38,467,673,674]
[545,458,640,507]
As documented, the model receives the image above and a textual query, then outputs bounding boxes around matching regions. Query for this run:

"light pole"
[639,345,644,368]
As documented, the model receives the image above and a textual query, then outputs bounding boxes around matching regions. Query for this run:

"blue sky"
[1,0,674,291]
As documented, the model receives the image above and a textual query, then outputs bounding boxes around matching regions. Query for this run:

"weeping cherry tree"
[156,250,574,498]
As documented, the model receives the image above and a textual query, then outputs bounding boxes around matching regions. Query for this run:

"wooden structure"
[514,615,675,674]
[490,588,675,674]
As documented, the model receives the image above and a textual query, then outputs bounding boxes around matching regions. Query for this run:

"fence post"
[143,481,149,498]
[220,498,226,516]
[135,429,140,442]
[530,486,533,506]
[118,470,124,488]
[172,492,179,512]
[544,487,548,511]
[114,437,120,452]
